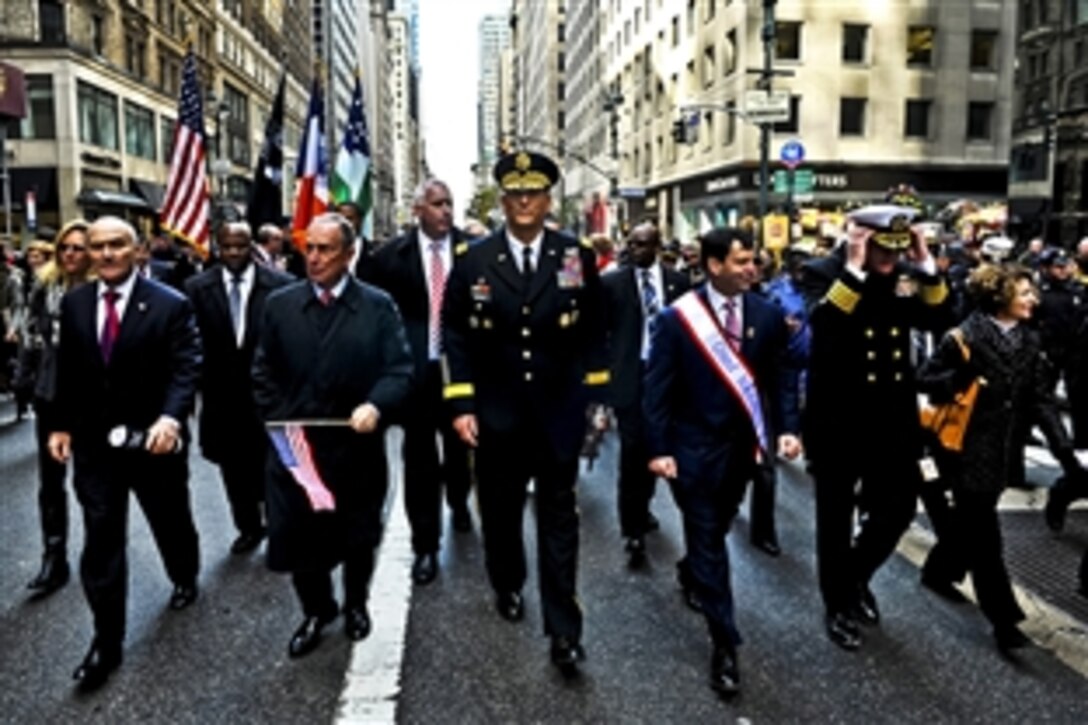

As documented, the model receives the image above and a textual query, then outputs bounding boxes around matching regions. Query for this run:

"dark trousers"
[217,442,266,536]
[291,547,375,617]
[73,447,200,648]
[1068,366,1088,449]
[813,456,919,615]
[748,462,777,544]
[919,454,969,585]
[953,488,1024,628]
[476,424,581,640]
[615,402,656,538]
[34,398,69,554]
[667,447,752,647]
[403,362,471,554]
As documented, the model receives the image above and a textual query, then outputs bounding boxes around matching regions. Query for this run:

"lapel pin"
[138,302,148,312]
[746,327,754,339]
[498,252,507,262]
[548,248,557,256]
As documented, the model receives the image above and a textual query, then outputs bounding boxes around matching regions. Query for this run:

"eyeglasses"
[57,244,87,253]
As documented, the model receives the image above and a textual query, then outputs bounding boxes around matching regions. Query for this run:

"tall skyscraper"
[477,13,511,178]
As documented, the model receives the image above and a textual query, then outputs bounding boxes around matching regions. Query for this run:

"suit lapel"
[527,233,561,303]
[740,292,760,361]
[663,269,683,304]
[81,284,105,369]
[112,276,151,363]
[487,235,522,294]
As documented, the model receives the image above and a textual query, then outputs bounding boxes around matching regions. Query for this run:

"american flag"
[267,424,336,512]
[160,48,211,258]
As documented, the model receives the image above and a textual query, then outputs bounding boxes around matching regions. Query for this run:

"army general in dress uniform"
[441,151,610,672]
[803,205,951,651]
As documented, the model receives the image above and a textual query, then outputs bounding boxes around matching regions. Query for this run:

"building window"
[686,0,695,36]
[773,96,800,134]
[840,97,866,136]
[672,16,679,46]
[159,49,182,96]
[1038,0,1048,23]
[124,102,156,160]
[776,22,801,61]
[78,81,119,151]
[970,30,998,70]
[3,75,56,140]
[907,26,935,66]
[223,83,250,166]
[558,52,565,72]
[842,24,868,63]
[558,22,565,42]
[39,0,65,44]
[702,112,714,151]
[634,8,641,33]
[703,45,716,87]
[967,102,994,140]
[723,29,737,76]
[724,100,736,146]
[904,99,931,138]
[160,116,175,163]
[92,15,105,55]
[1022,1,1034,30]
[125,35,147,79]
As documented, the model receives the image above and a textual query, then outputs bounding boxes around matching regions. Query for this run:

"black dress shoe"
[625,536,646,568]
[73,641,122,692]
[27,553,70,595]
[710,644,741,698]
[495,591,524,622]
[751,536,781,558]
[288,612,337,658]
[230,529,266,555]
[451,506,472,533]
[994,624,1031,653]
[921,571,968,604]
[550,636,585,668]
[1045,481,1071,533]
[825,612,862,651]
[169,583,198,610]
[676,560,702,613]
[344,606,371,642]
[411,552,438,585]
[853,586,880,626]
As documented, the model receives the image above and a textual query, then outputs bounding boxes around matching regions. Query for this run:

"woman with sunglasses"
[23,220,94,596]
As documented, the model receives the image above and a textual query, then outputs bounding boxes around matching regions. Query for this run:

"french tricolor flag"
[290,76,329,253]
[267,424,336,512]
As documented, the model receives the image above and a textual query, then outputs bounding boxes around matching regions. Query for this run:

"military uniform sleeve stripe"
[443,383,475,400]
[825,280,861,314]
[920,280,948,306]
[584,370,610,386]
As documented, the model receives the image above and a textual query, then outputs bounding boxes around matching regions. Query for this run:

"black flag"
[246,72,286,233]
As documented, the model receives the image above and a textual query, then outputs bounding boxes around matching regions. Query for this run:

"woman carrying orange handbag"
[917,264,1084,654]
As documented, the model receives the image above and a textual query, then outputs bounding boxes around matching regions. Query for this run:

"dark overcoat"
[252,278,413,572]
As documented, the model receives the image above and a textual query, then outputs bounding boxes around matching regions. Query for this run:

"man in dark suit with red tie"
[361,179,473,585]
[48,216,202,692]
[643,227,801,698]
[602,222,689,567]
[186,221,292,554]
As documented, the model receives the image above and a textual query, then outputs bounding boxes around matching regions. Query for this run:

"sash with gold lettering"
[672,290,769,459]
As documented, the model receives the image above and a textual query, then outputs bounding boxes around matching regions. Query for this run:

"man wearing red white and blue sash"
[644,227,801,699]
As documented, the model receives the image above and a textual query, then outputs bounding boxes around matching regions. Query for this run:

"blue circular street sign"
[780,139,805,168]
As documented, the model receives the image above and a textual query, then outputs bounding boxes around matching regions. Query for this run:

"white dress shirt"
[506,230,544,273]
[419,229,452,360]
[706,283,744,341]
[311,273,350,302]
[222,263,255,347]
[96,270,139,339]
[634,263,665,361]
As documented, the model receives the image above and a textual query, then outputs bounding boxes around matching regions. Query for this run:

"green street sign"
[773,169,814,194]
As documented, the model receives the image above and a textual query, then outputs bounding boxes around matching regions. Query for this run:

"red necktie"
[100,289,121,363]
[429,241,446,356]
[319,289,333,307]
[723,299,741,351]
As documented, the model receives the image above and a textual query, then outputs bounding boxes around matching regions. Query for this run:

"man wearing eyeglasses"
[48,216,202,692]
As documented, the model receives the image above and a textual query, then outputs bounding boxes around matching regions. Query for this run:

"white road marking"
[335,429,414,724]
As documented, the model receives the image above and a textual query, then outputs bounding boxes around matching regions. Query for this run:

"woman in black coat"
[918,264,1082,653]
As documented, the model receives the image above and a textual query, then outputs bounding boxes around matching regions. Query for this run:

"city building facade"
[476,13,511,191]
[1009,0,1088,244]
[0,0,312,241]
[597,0,1016,242]
[509,0,566,167]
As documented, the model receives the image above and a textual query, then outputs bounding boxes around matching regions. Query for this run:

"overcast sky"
[418,0,509,222]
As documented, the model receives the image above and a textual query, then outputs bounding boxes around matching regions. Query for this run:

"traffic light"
[671,119,686,143]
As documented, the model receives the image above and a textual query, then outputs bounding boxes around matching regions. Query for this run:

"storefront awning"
[76,188,152,211]
[129,179,165,211]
